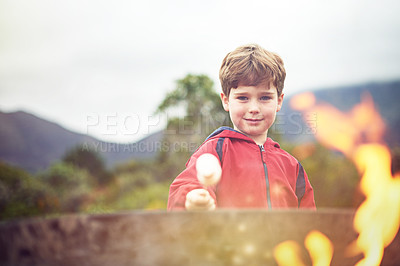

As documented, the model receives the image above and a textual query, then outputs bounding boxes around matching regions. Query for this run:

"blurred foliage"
[284,142,361,208]
[156,74,230,126]
[0,156,173,221]
[0,162,57,220]
[157,74,231,143]
[37,162,95,212]
[81,158,172,214]
[63,145,113,185]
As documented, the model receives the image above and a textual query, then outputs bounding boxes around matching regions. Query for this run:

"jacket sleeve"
[167,140,219,211]
[299,168,316,209]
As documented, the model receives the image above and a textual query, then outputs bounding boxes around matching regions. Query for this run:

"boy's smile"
[221,83,284,145]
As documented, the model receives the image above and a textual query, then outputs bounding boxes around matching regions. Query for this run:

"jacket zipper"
[259,145,272,208]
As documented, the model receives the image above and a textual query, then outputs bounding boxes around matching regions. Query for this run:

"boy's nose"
[248,100,260,113]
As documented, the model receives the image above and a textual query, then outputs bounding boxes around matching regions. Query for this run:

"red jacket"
[167,127,316,210]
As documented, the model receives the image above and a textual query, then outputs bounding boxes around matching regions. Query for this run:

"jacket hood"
[206,126,280,148]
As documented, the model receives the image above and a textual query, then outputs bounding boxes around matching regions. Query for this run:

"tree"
[156,73,231,140]
[62,146,112,185]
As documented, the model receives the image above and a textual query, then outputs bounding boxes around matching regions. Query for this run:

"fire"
[349,144,400,266]
[290,92,385,157]
[274,230,333,266]
[274,240,305,266]
[305,230,334,266]
[290,92,316,111]
[289,91,400,266]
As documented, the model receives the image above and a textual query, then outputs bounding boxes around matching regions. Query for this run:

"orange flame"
[274,230,333,266]
[274,240,306,266]
[305,230,334,266]
[290,91,400,266]
[349,144,400,266]
[290,92,385,157]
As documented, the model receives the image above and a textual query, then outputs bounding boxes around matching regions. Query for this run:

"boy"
[168,44,315,210]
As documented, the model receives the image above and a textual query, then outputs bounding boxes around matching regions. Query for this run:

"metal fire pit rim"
[1,208,399,266]
[0,207,356,227]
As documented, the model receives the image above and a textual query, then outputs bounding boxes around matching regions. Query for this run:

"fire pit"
[1,209,399,265]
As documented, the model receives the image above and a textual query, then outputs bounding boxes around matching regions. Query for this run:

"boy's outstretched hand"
[185,189,216,210]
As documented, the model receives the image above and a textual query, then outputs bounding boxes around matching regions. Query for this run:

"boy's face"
[221,83,284,144]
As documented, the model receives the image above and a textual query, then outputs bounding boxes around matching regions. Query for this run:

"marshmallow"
[196,153,222,186]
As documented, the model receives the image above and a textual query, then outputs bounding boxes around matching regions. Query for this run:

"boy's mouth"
[244,118,263,123]
[244,118,263,122]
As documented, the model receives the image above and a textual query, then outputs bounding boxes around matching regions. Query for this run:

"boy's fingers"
[185,189,215,210]
[194,195,214,206]
[186,199,215,210]
[189,192,210,205]
[187,189,209,200]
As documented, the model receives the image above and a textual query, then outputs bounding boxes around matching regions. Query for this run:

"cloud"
[1,0,400,143]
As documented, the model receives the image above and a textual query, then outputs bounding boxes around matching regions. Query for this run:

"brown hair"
[219,44,286,97]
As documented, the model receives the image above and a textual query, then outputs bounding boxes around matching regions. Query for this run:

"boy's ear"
[276,93,284,112]
[220,92,229,112]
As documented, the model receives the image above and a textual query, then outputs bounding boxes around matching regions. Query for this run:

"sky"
[1,0,400,143]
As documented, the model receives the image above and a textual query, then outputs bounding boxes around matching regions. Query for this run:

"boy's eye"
[237,96,248,101]
[260,96,271,101]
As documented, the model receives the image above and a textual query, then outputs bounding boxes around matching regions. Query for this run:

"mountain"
[0,111,163,173]
[277,80,400,146]
[1,80,399,173]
